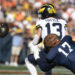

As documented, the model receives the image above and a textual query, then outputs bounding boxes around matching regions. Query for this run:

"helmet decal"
[39,7,45,13]
[38,3,56,19]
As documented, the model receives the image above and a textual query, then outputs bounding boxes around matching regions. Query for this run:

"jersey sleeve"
[36,50,55,72]
[35,20,42,29]
[46,48,58,63]
[60,36,72,44]
[37,59,55,72]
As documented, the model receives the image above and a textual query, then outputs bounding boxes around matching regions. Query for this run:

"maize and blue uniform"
[28,36,75,73]
[36,17,67,75]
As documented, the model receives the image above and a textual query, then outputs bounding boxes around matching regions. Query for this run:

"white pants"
[25,58,38,75]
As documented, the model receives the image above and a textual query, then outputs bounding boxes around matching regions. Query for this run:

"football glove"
[28,41,40,53]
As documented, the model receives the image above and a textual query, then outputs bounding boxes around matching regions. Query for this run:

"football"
[44,34,60,48]
[44,34,61,53]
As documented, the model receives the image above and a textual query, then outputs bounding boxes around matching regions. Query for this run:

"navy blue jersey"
[28,36,75,73]
[28,50,55,72]
[46,36,75,73]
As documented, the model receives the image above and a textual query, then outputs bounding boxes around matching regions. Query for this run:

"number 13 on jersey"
[46,23,62,38]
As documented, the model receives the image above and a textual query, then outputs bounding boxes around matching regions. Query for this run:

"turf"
[0,64,74,75]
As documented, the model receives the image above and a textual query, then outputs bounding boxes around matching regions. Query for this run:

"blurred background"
[0,0,75,75]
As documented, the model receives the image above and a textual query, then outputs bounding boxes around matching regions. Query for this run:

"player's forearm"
[36,59,51,72]
[32,28,41,45]
[34,50,54,72]
[36,59,54,72]
[32,34,40,45]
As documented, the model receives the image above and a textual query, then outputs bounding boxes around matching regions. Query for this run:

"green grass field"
[0,64,74,75]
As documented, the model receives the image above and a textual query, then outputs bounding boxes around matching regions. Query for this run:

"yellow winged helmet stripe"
[39,7,45,13]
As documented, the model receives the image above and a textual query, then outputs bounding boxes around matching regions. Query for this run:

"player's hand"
[28,41,40,60]
[29,41,40,52]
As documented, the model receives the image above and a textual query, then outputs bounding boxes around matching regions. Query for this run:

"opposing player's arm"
[46,48,58,62]
[33,50,55,72]
[36,58,55,72]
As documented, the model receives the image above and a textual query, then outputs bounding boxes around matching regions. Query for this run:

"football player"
[28,34,75,74]
[25,3,67,75]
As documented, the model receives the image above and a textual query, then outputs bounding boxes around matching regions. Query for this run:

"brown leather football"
[44,34,61,53]
[44,34,61,51]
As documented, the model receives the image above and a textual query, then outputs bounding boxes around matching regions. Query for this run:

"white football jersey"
[36,17,67,42]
